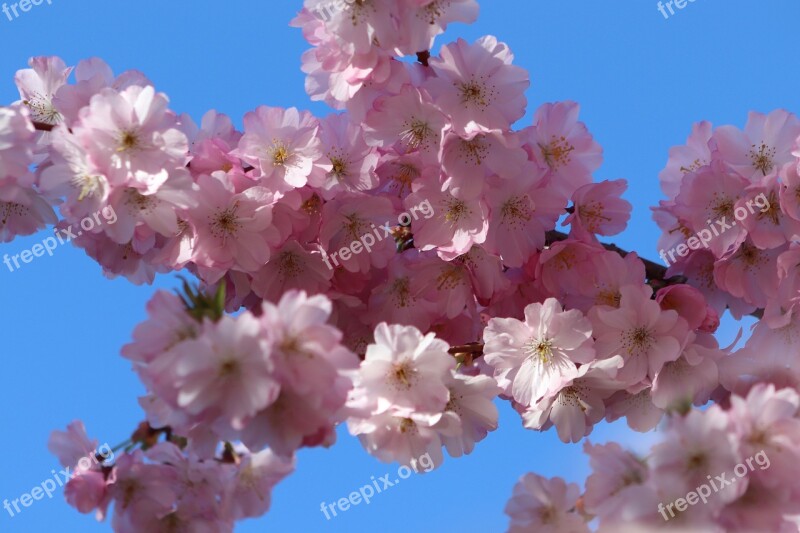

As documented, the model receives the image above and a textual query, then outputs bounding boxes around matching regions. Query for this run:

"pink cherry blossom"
[236,105,327,191]
[425,36,529,135]
[353,322,455,421]
[15,56,72,125]
[590,285,688,386]
[505,473,590,533]
[523,100,602,197]
[484,298,595,406]
[710,109,800,180]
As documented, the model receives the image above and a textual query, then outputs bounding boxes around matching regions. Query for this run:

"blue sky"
[0,0,795,531]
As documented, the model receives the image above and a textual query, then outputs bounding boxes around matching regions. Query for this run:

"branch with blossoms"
[3,1,800,531]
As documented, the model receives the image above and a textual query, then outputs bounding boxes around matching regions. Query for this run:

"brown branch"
[416,50,431,67]
[32,120,55,132]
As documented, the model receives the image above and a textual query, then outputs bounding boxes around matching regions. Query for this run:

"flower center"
[71,174,104,201]
[500,196,532,226]
[540,136,575,170]
[622,326,653,355]
[390,277,414,308]
[0,202,29,225]
[458,79,492,108]
[278,251,302,280]
[445,199,469,223]
[210,203,242,241]
[117,130,141,152]
[270,141,292,167]
[329,156,349,181]
[401,118,434,150]
[391,362,416,389]
[749,142,776,175]
[526,338,554,364]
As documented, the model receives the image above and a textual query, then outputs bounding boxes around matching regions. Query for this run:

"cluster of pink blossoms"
[506,384,800,532]
[655,110,800,317]
[48,421,293,532]
[0,1,798,532]
[346,323,500,469]
[654,111,800,397]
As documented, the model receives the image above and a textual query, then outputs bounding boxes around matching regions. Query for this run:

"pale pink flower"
[318,192,397,273]
[583,441,649,521]
[15,56,72,125]
[121,290,200,365]
[505,473,590,533]
[39,127,110,220]
[74,85,189,191]
[305,0,399,55]
[435,373,500,457]
[48,421,99,469]
[108,452,178,530]
[236,106,327,190]
[604,385,664,432]
[672,160,749,257]
[65,471,109,515]
[53,57,151,126]
[650,332,720,411]
[189,172,277,278]
[425,36,529,135]
[259,290,359,398]
[154,313,280,431]
[366,251,447,331]
[405,177,489,259]
[484,298,595,406]
[103,170,197,244]
[440,130,530,200]
[70,227,167,285]
[354,322,455,421]
[0,104,36,184]
[523,100,602,197]
[710,109,800,180]
[0,181,57,242]
[712,239,781,309]
[737,174,799,249]
[347,411,446,469]
[590,285,688,386]
[659,121,713,200]
[655,284,710,331]
[251,241,333,302]
[522,356,623,443]
[779,160,800,223]
[407,252,475,319]
[484,175,564,267]
[650,406,745,506]
[226,449,295,519]
[565,179,632,238]
[317,113,380,198]
[394,0,479,55]
[719,315,800,394]
[363,86,449,163]
[727,384,800,489]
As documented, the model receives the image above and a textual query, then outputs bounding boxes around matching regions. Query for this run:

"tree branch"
[32,120,55,132]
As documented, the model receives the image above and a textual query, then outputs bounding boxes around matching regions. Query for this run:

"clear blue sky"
[0,1,793,532]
